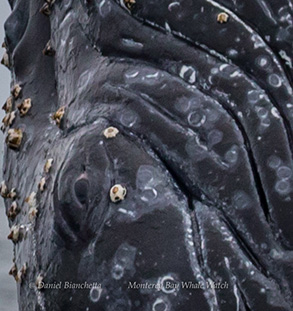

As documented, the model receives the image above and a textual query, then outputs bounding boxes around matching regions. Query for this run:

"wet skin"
[3,0,293,310]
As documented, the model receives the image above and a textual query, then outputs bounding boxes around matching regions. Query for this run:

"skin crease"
[2,0,293,310]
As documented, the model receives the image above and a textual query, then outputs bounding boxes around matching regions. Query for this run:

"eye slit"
[74,179,89,205]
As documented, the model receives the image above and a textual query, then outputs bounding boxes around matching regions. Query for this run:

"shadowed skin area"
[2,0,293,310]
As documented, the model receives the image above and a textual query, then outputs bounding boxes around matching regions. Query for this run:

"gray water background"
[0,2,19,310]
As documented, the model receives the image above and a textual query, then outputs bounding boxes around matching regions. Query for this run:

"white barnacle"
[26,192,37,208]
[36,274,44,289]
[217,12,229,23]
[0,181,9,198]
[29,206,38,222]
[7,201,19,220]
[9,263,18,280]
[8,187,17,199]
[6,128,23,149]
[110,184,127,203]
[2,111,16,128]
[103,126,119,138]
[122,0,136,10]
[2,96,13,113]
[8,111,16,126]
[40,3,51,16]
[18,98,32,117]
[42,40,55,56]
[7,225,20,243]
[52,106,65,127]
[179,65,196,84]
[11,84,22,99]
[1,52,10,68]
[44,158,54,173]
[17,263,27,283]
[38,177,46,192]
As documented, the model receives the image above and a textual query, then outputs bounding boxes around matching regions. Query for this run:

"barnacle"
[8,188,17,199]
[11,84,22,99]
[25,192,37,207]
[7,201,20,220]
[0,181,9,198]
[36,274,44,290]
[1,52,10,68]
[16,263,27,283]
[2,96,13,113]
[103,126,119,138]
[44,158,54,173]
[2,111,16,129]
[38,177,46,192]
[40,3,51,16]
[124,0,136,10]
[42,40,55,56]
[9,264,18,280]
[17,98,32,116]
[6,128,23,150]
[7,225,21,243]
[217,12,229,23]
[28,206,38,222]
[52,106,65,127]
[110,184,127,203]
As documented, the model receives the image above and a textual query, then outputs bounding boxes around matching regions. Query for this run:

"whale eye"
[74,179,89,205]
